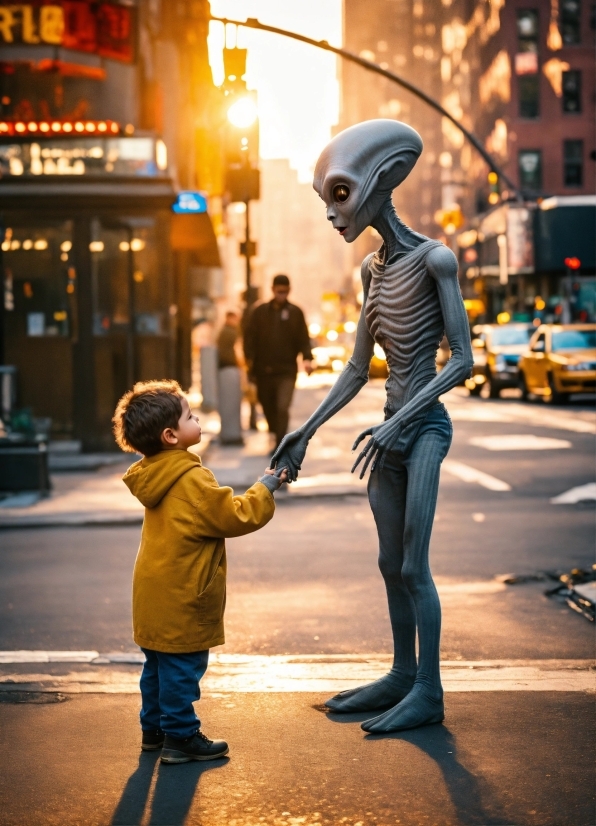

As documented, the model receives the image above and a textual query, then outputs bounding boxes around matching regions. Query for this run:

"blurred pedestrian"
[244,275,313,450]
[217,311,243,445]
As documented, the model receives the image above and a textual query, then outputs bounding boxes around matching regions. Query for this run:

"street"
[0,381,594,825]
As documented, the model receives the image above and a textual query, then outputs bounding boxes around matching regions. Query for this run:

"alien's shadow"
[318,706,516,826]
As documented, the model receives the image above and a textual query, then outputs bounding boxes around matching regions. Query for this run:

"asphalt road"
[1,383,593,658]
[0,382,594,825]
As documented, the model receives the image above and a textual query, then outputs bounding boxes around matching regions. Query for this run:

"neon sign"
[0,3,136,63]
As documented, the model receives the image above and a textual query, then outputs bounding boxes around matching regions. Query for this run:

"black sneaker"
[160,730,229,763]
[141,729,165,751]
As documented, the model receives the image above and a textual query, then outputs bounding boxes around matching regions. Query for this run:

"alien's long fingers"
[359,444,378,479]
[370,446,385,473]
[351,430,371,452]
[351,438,373,473]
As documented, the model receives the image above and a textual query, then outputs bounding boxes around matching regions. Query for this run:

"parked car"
[518,324,596,403]
[466,323,533,398]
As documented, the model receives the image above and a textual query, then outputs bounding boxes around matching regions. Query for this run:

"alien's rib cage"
[365,240,445,412]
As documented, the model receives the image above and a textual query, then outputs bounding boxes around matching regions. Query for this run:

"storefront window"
[2,222,73,337]
[0,136,166,178]
[92,222,167,336]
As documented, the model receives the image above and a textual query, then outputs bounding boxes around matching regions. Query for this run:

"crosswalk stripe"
[551,482,596,504]
[442,460,511,491]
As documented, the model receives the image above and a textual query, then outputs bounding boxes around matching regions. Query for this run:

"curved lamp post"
[211,15,522,201]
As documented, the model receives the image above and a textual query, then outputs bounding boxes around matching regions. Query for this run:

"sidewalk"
[0,689,593,825]
[0,426,366,529]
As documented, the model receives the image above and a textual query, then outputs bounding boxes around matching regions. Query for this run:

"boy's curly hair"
[113,379,184,456]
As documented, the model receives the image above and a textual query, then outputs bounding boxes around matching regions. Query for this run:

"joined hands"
[271,429,311,483]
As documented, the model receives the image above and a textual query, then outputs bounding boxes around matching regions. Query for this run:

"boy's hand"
[265,466,288,484]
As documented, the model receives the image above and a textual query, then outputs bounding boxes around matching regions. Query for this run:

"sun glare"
[208,0,342,180]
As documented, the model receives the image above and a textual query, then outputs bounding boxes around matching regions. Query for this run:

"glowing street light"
[227,97,258,129]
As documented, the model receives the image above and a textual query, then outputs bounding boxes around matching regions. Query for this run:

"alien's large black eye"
[333,184,350,203]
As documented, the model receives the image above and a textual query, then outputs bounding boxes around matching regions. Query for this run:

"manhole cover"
[0,691,68,704]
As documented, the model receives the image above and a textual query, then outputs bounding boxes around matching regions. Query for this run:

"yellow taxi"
[466,323,532,398]
[518,324,596,403]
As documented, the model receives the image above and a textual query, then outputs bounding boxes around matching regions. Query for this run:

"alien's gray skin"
[272,120,473,733]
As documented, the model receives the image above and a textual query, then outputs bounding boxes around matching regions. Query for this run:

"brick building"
[441,0,595,321]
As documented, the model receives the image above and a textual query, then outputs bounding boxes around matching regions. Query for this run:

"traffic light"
[434,205,463,234]
[223,47,248,91]
[222,47,260,202]
[488,171,499,205]
[224,88,259,201]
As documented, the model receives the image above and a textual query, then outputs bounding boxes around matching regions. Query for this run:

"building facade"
[441,0,595,322]
[0,0,223,449]
[339,0,594,323]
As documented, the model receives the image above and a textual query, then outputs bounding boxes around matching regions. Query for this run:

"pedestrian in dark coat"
[244,275,313,449]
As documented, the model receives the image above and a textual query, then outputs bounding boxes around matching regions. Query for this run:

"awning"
[170,212,221,267]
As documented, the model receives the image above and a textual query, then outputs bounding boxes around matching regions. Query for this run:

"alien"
[272,119,474,733]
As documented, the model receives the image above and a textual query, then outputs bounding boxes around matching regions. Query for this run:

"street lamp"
[227,97,258,129]
[225,89,260,307]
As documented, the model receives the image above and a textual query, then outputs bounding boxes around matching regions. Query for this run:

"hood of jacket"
[123,450,202,508]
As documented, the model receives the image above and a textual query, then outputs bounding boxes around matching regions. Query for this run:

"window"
[560,0,581,44]
[552,330,596,350]
[517,9,539,51]
[519,150,542,190]
[564,140,583,186]
[516,10,540,116]
[519,75,540,117]
[562,70,582,112]
[491,327,531,346]
[2,223,73,338]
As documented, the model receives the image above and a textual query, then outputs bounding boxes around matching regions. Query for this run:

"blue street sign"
[172,191,208,214]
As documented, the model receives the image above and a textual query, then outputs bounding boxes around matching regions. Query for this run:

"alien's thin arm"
[353,248,474,474]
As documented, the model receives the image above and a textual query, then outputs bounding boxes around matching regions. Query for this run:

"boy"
[113,379,286,763]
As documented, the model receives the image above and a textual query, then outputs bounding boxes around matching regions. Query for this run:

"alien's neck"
[370,197,426,266]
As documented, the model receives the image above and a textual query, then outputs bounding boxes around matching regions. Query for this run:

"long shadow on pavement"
[323,708,515,826]
[111,751,228,826]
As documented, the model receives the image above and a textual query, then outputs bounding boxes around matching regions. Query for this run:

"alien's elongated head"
[313,119,423,243]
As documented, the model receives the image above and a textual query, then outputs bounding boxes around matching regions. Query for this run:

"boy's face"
[160,396,202,451]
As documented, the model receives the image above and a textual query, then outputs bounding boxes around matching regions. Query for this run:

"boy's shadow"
[323,708,516,826]
[111,752,228,826]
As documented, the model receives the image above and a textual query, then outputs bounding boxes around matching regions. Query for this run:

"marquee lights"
[0,120,121,137]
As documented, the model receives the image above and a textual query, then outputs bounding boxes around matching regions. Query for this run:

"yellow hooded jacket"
[123,450,275,653]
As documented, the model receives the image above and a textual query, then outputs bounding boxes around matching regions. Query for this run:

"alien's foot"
[325,670,415,714]
[360,683,444,733]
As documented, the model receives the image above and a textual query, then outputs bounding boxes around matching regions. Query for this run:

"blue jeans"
[139,648,209,739]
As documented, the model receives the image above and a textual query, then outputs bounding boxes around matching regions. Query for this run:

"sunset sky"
[208,0,342,181]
